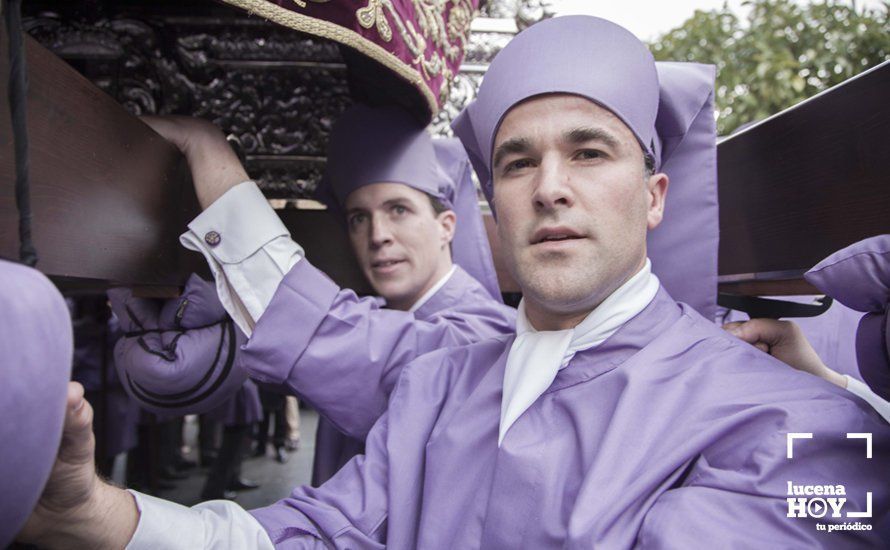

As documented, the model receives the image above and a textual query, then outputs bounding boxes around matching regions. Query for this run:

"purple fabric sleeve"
[638,401,885,548]
[856,312,890,401]
[249,348,452,548]
[250,414,390,548]
[805,235,890,313]
[237,260,340,387]
[240,261,514,440]
[109,274,247,416]
[805,235,890,401]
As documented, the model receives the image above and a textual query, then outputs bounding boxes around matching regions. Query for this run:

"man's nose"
[532,158,574,212]
[369,215,394,249]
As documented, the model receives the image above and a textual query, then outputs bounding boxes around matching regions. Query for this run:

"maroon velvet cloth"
[219,0,478,118]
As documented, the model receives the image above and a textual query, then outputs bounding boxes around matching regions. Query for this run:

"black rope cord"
[3,0,37,266]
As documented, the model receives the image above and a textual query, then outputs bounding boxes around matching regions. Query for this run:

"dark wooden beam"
[0,31,202,287]
[717,61,890,293]
[717,278,819,297]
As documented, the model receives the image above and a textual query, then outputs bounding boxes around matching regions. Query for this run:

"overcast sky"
[554,0,887,41]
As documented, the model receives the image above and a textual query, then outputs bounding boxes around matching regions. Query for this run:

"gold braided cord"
[220,0,439,116]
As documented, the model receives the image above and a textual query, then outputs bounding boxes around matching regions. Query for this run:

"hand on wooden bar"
[723,318,847,388]
[141,116,249,210]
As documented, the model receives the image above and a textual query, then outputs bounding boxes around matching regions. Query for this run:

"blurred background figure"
[68,295,140,478]
[202,381,262,500]
[255,388,289,464]
[284,396,301,452]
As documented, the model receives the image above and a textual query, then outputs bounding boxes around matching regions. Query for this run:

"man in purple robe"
[112,104,515,484]
[19,16,889,549]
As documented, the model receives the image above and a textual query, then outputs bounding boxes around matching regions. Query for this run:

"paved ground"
[118,409,320,509]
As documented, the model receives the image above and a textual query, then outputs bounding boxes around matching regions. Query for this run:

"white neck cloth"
[409,265,457,313]
[498,259,660,446]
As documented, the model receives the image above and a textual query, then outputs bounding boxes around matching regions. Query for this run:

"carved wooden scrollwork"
[22,1,554,199]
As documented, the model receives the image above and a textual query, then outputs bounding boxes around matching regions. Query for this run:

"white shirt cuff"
[180,181,303,336]
[126,490,275,549]
[845,375,890,423]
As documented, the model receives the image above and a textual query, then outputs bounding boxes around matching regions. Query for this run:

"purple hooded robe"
[242,54,721,448]
[250,288,889,548]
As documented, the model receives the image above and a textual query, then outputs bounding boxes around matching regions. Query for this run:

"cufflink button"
[204,231,221,247]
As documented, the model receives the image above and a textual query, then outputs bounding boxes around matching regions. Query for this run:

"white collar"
[409,265,457,313]
[499,259,660,445]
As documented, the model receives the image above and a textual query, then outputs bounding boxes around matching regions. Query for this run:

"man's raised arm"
[119,116,512,438]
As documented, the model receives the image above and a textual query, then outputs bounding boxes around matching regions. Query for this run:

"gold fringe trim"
[220,0,439,116]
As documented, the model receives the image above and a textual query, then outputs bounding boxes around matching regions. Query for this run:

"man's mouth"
[531,226,585,245]
[371,259,406,269]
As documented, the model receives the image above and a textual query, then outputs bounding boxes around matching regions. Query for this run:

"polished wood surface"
[717,61,890,285]
[717,278,819,297]
[0,31,201,287]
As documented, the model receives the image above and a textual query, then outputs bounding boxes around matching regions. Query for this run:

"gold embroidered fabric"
[220,0,476,118]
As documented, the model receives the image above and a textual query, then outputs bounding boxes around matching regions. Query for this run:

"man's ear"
[646,173,669,230]
[437,210,457,247]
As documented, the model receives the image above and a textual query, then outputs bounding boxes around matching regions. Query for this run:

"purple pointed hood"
[317,104,501,301]
[451,15,719,318]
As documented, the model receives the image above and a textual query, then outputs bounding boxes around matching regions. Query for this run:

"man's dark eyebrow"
[382,198,411,208]
[492,136,532,168]
[565,127,620,149]
[345,207,368,216]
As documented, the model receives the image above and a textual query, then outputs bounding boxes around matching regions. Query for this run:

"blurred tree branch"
[650,0,889,134]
